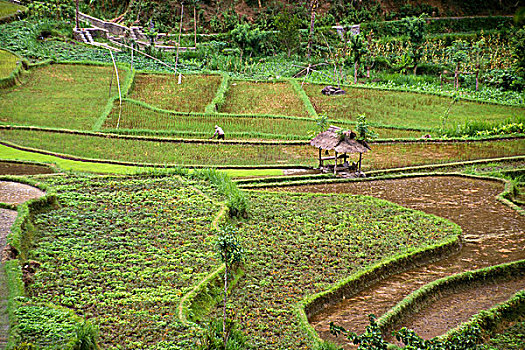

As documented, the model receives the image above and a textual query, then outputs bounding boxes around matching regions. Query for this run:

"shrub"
[70,321,101,350]
[197,319,248,350]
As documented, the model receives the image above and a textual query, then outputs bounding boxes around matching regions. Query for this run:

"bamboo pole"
[174,2,184,73]
[334,151,338,175]
[109,50,123,129]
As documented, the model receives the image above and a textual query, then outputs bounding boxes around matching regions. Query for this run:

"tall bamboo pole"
[174,2,184,73]
[75,0,79,30]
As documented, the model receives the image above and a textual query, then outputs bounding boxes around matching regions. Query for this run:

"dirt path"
[0,181,45,348]
[277,176,525,347]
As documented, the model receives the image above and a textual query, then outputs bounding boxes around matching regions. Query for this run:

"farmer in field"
[212,125,225,140]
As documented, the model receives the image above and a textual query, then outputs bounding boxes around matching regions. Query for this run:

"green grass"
[25,175,459,349]
[0,49,18,78]
[1,129,523,169]
[303,83,525,131]
[0,0,24,19]
[220,81,310,117]
[0,64,128,130]
[0,143,287,177]
[128,73,222,113]
[103,101,426,140]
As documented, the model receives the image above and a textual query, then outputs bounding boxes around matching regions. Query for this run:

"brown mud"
[274,176,525,347]
[0,162,54,176]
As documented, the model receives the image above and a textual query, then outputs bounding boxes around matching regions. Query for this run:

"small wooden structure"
[310,125,371,175]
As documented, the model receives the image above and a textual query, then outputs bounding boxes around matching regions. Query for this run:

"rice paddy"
[128,73,222,112]
[0,0,24,19]
[0,49,17,78]
[303,83,525,130]
[1,128,523,168]
[220,80,311,117]
[0,64,128,129]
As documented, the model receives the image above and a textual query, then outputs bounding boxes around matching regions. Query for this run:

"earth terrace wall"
[377,259,525,339]
[0,176,58,347]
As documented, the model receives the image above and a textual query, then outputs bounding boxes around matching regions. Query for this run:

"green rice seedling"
[0,64,128,130]
[220,80,310,117]
[129,73,222,113]
[0,49,18,78]
[1,128,523,169]
[303,83,525,131]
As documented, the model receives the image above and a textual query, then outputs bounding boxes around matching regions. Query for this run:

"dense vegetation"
[21,174,459,349]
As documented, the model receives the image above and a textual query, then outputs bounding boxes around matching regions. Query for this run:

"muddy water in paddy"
[276,176,525,347]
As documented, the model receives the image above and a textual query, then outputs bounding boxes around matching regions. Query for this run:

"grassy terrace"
[0,0,24,19]
[0,49,17,78]
[104,101,425,140]
[0,64,127,129]
[304,83,525,130]
[220,81,310,117]
[25,174,460,349]
[1,129,523,168]
[128,73,222,113]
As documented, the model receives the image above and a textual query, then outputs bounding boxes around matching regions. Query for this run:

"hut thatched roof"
[310,126,371,153]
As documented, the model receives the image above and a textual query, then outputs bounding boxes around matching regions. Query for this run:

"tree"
[307,0,319,59]
[274,9,301,57]
[511,26,525,78]
[230,23,263,56]
[356,115,377,142]
[400,15,427,75]
[348,33,368,84]
[446,40,469,89]
[214,226,244,348]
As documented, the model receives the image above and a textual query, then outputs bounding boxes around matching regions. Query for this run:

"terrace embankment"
[276,176,525,347]
[0,180,45,347]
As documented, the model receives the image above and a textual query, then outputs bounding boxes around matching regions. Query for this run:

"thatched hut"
[310,125,371,175]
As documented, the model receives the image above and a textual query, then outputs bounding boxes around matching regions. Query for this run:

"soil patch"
[0,181,45,205]
[0,162,55,175]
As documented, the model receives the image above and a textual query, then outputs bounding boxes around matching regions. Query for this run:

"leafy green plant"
[214,226,244,347]
[198,318,248,350]
[356,114,377,141]
[70,321,100,350]
[330,315,387,350]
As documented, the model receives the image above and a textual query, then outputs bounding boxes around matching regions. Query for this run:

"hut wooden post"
[318,148,322,168]
[358,152,362,173]
[334,151,338,174]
